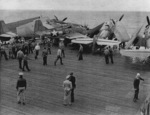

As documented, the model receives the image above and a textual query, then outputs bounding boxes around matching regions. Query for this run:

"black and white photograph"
[0,0,150,115]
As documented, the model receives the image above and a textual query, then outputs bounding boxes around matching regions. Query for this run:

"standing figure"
[133,73,144,102]
[1,45,8,60]
[104,47,109,64]
[42,47,48,65]
[78,44,83,60]
[47,40,52,54]
[17,49,24,69]
[22,54,30,71]
[16,72,27,105]
[68,72,76,103]
[59,39,65,58]
[108,46,114,64]
[54,48,63,66]
[34,43,40,59]
[63,76,72,106]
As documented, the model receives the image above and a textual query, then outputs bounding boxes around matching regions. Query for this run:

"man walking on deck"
[104,47,109,64]
[78,44,83,60]
[108,46,114,64]
[22,54,31,71]
[54,48,63,66]
[133,73,144,102]
[17,49,24,69]
[16,72,27,105]
[42,47,48,65]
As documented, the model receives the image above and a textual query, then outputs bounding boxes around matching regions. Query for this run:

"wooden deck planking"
[0,47,150,115]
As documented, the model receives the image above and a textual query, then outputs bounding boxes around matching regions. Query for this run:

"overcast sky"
[0,0,150,11]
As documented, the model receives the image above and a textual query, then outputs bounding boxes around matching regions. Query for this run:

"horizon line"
[0,9,150,12]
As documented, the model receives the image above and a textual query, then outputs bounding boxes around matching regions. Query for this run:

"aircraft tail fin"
[0,20,9,34]
[34,20,46,33]
[125,25,143,49]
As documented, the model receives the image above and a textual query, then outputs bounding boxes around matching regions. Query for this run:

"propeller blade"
[54,15,58,21]
[111,19,116,25]
[119,14,124,21]
[147,16,150,25]
[62,17,67,22]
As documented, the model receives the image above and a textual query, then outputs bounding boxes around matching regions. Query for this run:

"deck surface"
[0,47,150,115]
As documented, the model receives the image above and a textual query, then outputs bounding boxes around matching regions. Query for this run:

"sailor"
[34,43,40,59]
[63,75,72,106]
[68,72,76,103]
[42,47,48,65]
[17,49,24,69]
[133,73,144,102]
[22,54,31,71]
[59,38,65,58]
[104,47,109,64]
[54,48,63,66]
[108,46,114,64]
[47,39,52,54]
[0,44,8,60]
[16,72,27,105]
[78,44,83,60]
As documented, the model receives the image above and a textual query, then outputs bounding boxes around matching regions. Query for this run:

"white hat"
[137,73,140,76]
[19,72,23,76]
[66,75,70,79]
[136,73,140,79]
[60,38,64,41]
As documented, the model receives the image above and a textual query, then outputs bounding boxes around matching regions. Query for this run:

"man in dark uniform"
[42,47,48,65]
[16,72,27,105]
[104,47,109,64]
[133,73,144,102]
[68,72,76,103]
[108,46,114,64]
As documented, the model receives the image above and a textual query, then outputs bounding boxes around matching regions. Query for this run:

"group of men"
[16,72,76,106]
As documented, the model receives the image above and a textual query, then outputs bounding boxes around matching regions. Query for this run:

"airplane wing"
[97,39,121,46]
[71,38,93,45]
[87,23,104,38]
[125,25,143,48]
[114,21,130,42]
[66,33,87,40]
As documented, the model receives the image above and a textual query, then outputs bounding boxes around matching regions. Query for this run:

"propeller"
[119,14,124,21]
[111,19,115,25]
[54,15,58,21]
[62,17,67,22]
[146,16,150,25]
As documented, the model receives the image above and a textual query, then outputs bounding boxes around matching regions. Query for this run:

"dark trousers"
[48,47,51,54]
[1,51,8,60]
[109,54,114,64]
[43,56,47,65]
[134,88,139,100]
[23,60,30,71]
[105,55,109,64]
[35,50,39,59]
[71,88,75,102]
[78,52,83,60]
[61,49,65,57]
[28,47,33,54]
[54,56,63,65]
[18,58,23,69]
